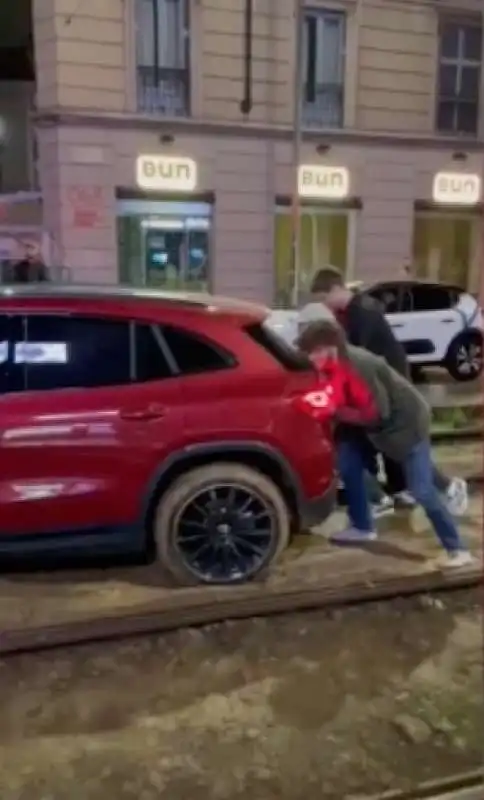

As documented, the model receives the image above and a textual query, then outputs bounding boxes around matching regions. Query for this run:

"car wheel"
[445,332,483,382]
[154,462,291,586]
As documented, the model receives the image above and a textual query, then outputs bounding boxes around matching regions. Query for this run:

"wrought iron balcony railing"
[136,65,190,116]
[302,83,344,129]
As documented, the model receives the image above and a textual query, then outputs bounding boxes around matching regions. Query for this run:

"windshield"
[264,310,300,348]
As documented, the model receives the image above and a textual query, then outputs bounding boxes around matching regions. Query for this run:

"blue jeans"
[337,439,465,552]
[337,440,374,533]
[402,440,464,553]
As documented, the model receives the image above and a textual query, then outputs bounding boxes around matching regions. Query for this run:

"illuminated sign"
[298,165,349,199]
[432,172,481,205]
[136,156,197,192]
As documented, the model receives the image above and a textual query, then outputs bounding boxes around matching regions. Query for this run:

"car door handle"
[391,323,404,328]
[120,405,167,421]
[440,319,454,324]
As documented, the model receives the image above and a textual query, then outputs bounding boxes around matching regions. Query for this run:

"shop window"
[117,201,211,291]
[412,214,474,288]
[436,19,482,135]
[302,9,346,128]
[274,210,349,306]
[135,0,190,116]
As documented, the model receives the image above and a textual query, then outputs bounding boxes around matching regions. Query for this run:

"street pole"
[290,0,303,308]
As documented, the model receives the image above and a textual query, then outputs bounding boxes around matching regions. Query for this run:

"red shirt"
[295,356,378,426]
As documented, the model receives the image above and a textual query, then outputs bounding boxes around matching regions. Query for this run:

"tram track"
[363,768,483,800]
[1,559,480,659]
[431,427,481,443]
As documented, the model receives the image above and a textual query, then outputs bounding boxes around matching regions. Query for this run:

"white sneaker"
[446,478,469,517]
[393,490,416,509]
[330,527,378,545]
[372,495,395,518]
[435,550,475,569]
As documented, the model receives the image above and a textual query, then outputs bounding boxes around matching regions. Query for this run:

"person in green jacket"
[296,318,474,569]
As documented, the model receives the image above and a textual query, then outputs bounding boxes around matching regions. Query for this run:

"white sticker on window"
[0,341,8,364]
[14,342,68,364]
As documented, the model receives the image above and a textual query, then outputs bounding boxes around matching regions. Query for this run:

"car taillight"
[292,386,337,421]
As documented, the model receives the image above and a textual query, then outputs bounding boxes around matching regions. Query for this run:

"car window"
[0,315,24,394]
[400,288,413,312]
[369,286,400,313]
[245,321,314,371]
[161,326,235,375]
[23,315,132,391]
[135,323,172,382]
[411,286,452,312]
[0,315,9,393]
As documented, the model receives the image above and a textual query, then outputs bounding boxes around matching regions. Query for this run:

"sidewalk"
[0,442,480,640]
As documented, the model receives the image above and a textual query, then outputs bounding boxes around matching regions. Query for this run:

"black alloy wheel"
[155,463,291,586]
[173,483,276,583]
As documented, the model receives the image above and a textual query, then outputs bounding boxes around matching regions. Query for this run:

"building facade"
[27,0,484,300]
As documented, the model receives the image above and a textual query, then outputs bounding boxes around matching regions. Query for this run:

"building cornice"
[33,109,484,153]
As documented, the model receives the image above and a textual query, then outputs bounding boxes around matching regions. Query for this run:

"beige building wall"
[33,0,483,132]
[32,0,484,297]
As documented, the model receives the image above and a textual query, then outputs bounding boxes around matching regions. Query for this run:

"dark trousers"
[338,438,464,551]
[360,436,449,496]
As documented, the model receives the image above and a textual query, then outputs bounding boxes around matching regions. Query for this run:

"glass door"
[143,222,185,288]
[412,213,475,288]
[274,208,350,306]
[186,228,210,290]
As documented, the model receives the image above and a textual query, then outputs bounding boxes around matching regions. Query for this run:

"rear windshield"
[245,321,314,372]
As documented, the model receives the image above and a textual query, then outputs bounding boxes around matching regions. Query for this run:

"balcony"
[136,65,189,116]
[302,83,344,129]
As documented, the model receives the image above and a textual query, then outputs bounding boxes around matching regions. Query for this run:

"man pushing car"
[293,318,473,569]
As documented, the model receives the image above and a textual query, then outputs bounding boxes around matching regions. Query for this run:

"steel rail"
[431,428,481,442]
[362,768,483,800]
[0,563,480,659]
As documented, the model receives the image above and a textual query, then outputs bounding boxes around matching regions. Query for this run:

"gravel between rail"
[0,588,481,799]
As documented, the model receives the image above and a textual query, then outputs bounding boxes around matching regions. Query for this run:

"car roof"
[358,279,467,293]
[0,283,268,323]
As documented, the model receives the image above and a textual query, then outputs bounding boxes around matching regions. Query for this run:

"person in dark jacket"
[296,319,473,569]
[6,240,49,283]
[306,266,468,517]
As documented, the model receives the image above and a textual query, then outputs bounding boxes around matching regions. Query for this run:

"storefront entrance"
[412,212,480,291]
[117,199,211,290]
[273,206,354,306]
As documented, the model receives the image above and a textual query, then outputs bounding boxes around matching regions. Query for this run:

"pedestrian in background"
[6,240,49,283]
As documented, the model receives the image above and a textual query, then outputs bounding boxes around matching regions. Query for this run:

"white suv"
[366,281,483,381]
[268,280,483,382]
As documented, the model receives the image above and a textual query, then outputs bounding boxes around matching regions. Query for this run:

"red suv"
[0,285,336,585]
